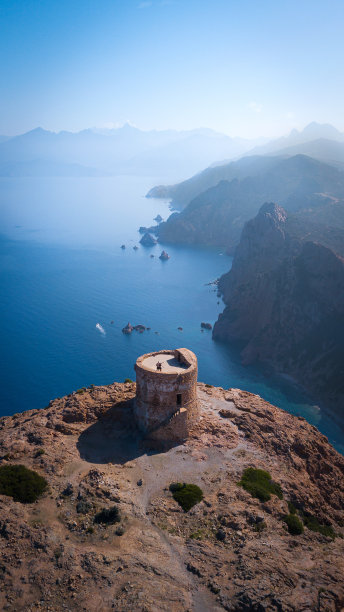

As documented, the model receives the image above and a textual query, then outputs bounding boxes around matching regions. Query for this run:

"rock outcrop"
[0,382,343,611]
[213,202,344,416]
[139,232,158,246]
[122,322,133,334]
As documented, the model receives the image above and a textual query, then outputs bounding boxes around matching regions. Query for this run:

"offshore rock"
[139,232,158,246]
[201,322,212,330]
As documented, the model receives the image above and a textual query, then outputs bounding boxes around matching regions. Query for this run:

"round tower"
[134,348,198,445]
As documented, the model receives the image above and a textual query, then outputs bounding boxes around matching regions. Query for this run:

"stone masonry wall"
[134,349,198,440]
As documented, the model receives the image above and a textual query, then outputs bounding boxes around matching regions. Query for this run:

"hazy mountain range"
[2,121,344,181]
[147,123,344,207]
[0,124,265,181]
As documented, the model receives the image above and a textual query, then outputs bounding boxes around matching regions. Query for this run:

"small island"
[140,232,157,247]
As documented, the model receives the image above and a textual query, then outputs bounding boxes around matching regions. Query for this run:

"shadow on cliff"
[76,399,180,464]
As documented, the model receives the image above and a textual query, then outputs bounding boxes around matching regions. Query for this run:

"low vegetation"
[189,529,206,540]
[0,464,48,503]
[284,503,336,538]
[169,482,204,512]
[238,467,283,502]
[94,505,121,525]
[283,513,304,535]
[304,514,336,539]
[124,378,133,383]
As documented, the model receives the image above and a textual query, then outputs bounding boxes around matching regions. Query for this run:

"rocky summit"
[0,382,344,612]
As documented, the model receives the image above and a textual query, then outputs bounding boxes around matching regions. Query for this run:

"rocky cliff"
[213,202,344,416]
[154,155,344,253]
[0,382,344,611]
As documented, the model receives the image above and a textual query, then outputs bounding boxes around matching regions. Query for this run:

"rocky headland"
[213,202,344,418]
[149,155,344,254]
[1,382,344,611]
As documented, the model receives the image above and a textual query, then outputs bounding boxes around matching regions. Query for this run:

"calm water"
[0,176,343,454]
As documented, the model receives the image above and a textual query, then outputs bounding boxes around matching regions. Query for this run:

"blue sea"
[0,176,343,453]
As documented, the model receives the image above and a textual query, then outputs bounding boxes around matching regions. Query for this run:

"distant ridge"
[245,122,344,158]
[0,124,263,179]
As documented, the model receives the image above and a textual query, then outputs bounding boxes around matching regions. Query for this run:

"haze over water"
[0,175,342,454]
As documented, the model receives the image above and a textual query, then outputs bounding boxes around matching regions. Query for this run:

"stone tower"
[134,348,198,446]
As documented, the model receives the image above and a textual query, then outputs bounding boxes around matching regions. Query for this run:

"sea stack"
[122,322,133,334]
[140,232,157,247]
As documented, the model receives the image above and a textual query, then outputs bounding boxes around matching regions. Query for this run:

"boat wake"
[96,323,106,335]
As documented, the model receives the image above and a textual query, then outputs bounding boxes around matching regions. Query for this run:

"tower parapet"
[134,348,198,446]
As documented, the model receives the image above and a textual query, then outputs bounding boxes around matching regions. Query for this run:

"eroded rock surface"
[213,202,344,416]
[0,382,343,611]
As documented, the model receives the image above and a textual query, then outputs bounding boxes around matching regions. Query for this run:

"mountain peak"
[300,122,341,139]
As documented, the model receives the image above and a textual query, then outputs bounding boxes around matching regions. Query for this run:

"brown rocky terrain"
[0,382,344,612]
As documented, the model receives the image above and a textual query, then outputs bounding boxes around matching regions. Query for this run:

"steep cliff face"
[213,203,344,414]
[155,155,344,253]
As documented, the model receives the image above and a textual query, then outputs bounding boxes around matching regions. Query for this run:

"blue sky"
[0,0,343,137]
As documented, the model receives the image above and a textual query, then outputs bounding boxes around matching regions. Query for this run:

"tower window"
[177,393,182,406]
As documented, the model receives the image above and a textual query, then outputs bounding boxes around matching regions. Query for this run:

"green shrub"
[0,464,48,503]
[35,448,45,457]
[94,505,121,525]
[283,514,304,535]
[238,468,283,502]
[253,521,267,533]
[304,515,336,539]
[287,501,297,514]
[124,378,133,383]
[190,529,205,540]
[169,482,204,512]
[76,388,85,395]
[76,500,92,514]
[169,482,183,493]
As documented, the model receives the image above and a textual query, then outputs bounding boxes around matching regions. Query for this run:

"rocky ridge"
[213,202,344,416]
[149,155,344,253]
[0,382,344,611]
